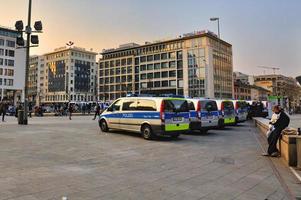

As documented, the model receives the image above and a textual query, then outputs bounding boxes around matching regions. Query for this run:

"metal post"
[23,0,32,124]
[217,19,222,99]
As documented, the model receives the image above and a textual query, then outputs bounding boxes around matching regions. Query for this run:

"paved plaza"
[0,116,300,200]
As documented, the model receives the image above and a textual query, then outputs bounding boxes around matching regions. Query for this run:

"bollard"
[18,110,24,125]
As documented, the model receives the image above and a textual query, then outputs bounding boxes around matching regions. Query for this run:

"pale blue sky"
[0,0,300,76]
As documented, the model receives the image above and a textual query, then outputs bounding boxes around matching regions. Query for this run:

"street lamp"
[210,17,222,99]
[14,0,43,125]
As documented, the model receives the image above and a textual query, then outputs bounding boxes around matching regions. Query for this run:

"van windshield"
[223,101,234,110]
[237,101,248,109]
[201,101,218,111]
[164,100,189,112]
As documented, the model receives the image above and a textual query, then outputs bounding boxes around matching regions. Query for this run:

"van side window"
[137,100,156,111]
[111,100,122,111]
[187,101,195,111]
[122,100,136,111]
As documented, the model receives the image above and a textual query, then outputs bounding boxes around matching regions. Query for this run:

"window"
[137,100,156,111]
[154,81,160,87]
[169,71,176,77]
[121,58,126,66]
[147,64,153,70]
[0,39,4,46]
[169,61,176,68]
[147,73,153,79]
[177,70,183,78]
[161,62,168,69]
[110,100,122,111]
[6,59,14,67]
[178,80,184,88]
[147,55,153,62]
[161,71,168,78]
[154,54,160,61]
[122,100,136,111]
[162,80,168,87]
[154,63,160,70]
[140,56,146,63]
[169,52,176,59]
[0,58,3,66]
[161,53,168,60]
[154,72,160,78]
[169,80,176,87]
[177,60,183,69]
[140,65,146,71]
[140,73,146,80]
[6,40,15,48]
[0,48,4,56]
[127,58,132,65]
[187,101,195,111]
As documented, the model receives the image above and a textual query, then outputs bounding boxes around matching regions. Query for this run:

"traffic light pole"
[23,0,32,125]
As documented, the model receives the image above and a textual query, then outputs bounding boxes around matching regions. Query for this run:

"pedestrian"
[93,103,101,120]
[0,100,8,122]
[68,103,73,120]
[28,102,33,118]
[262,105,290,157]
[266,106,279,138]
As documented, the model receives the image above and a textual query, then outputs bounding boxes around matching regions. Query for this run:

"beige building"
[254,74,301,108]
[34,46,97,104]
[98,30,233,101]
[250,85,269,101]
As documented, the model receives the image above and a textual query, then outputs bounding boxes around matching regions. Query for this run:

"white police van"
[231,100,248,123]
[187,98,223,133]
[98,97,190,140]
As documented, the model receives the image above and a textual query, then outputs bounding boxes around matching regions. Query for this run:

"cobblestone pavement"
[0,116,295,199]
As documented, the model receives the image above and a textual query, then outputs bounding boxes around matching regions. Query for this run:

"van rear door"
[163,99,189,131]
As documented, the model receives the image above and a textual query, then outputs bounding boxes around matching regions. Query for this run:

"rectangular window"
[140,65,146,71]
[147,64,153,70]
[6,40,15,48]
[169,80,176,87]
[154,81,160,87]
[122,100,137,111]
[169,61,176,68]
[147,55,153,62]
[161,62,168,69]
[0,48,4,56]
[140,73,146,80]
[154,63,160,70]
[162,80,168,87]
[154,72,160,78]
[140,56,146,63]
[169,52,176,59]
[161,71,168,78]
[137,100,156,111]
[121,58,126,66]
[161,53,168,60]
[169,71,176,77]
[127,58,132,65]
[0,58,3,65]
[0,39,4,46]
[147,73,153,79]
[154,54,160,61]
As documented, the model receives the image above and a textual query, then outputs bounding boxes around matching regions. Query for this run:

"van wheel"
[141,125,154,140]
[100,120,109,132]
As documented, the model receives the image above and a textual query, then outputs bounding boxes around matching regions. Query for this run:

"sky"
[0,0,300,77]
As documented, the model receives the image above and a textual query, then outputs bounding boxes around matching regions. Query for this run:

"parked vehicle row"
[97,96,253,140]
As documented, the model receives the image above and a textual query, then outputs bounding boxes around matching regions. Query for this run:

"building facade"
[254,74,301,108]
[233,80,251,100]
[40,46,97,104]
[98,30,233,101]
[0,26,26,103]
[250,85,269,101]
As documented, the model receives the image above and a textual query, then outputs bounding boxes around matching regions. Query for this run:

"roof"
[101,31,232,55]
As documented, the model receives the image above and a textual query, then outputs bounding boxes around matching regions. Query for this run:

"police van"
[187,98,223,133]
[98,97,190,140]
[215,100,236,126]
[231,100,248,123]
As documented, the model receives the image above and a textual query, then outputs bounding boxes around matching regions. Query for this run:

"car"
[231,100,248,123]
[98,97,190,140]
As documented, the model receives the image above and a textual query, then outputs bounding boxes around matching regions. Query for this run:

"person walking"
[93,103,101,120]
[263,105,290,157]
[68,103,73,120]
[1,100,8,122]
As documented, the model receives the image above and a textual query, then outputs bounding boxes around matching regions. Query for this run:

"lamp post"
[15,0,42,124]
[210,17,221,99]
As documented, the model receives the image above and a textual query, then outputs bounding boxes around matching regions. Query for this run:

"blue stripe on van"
[200,111,219,117]
[101,112,190,120]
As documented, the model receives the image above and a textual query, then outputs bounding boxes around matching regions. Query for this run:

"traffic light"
[16,36,25,46]
[34,21,42,31]
[15,20,24,31]
[31,35,39,44]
